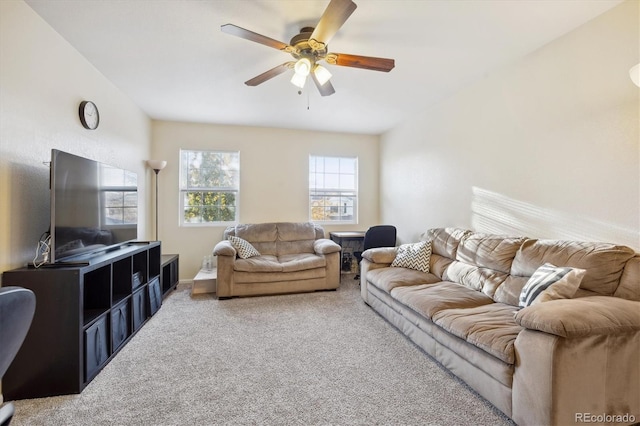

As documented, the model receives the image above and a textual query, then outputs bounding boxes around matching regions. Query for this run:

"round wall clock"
[79,100,99,130]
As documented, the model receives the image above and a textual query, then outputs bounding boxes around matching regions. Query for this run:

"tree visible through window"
[180,150,240,225]
[309,155,357,223]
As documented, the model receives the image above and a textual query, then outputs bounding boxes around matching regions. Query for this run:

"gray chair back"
[0,286,36,426]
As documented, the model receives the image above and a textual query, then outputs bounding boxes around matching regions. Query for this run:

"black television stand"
[2,241,169,400]
[28,260,90,268]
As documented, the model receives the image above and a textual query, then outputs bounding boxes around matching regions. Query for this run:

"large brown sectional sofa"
[360,227,639,426]
[213,222,341,298]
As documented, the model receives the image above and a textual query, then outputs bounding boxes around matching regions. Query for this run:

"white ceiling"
[25,0,622,135]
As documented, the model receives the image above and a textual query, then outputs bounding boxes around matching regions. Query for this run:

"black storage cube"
[132,271,143,290]
[149,277,162,316]
[132,287,146,331]
[84,315,109,381]
[111,300,130,351]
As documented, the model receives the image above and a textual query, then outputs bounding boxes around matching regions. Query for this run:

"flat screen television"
[49,149,138,263]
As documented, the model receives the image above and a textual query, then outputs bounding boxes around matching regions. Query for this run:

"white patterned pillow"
[391,241,431,273]
[519,263,586,308]
[228,236,261,259]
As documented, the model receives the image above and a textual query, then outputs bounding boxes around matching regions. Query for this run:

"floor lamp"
[147,160,167,241]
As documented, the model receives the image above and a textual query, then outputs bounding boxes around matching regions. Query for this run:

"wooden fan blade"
[245,62,294,86]
[310,0,357,46]
[221,24,290,51]
[327,53,395,72]
[311,73,336,97]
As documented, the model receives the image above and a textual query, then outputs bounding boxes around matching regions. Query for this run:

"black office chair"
[353,225,397,279]
[0,286,36,426]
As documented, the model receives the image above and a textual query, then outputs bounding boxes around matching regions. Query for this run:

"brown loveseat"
[360,227,639,426]
[213,222,341,298]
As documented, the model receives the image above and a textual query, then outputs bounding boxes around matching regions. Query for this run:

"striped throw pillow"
[391,241,432,273]
[228,236,261,259]
[519,263,586,308]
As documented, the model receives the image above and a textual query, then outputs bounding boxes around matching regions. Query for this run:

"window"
[309,155,357,223]
[101,164,138,225]
[180,150,240,225]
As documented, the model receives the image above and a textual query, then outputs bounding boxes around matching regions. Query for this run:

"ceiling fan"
[221,0,395,96]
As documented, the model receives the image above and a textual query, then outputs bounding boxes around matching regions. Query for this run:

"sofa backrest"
[224,222,323,256]
[421,227,638,306]
[433,229,526,300]
[510,239,636,297]
[420,228,470,278]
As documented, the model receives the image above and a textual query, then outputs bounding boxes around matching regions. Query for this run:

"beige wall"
[380,0,640,250]
[151,120,379,280]
[0,1,152,278]
[4,0,637,282]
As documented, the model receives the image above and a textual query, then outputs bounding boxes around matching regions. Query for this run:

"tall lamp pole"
[146,160,167,241]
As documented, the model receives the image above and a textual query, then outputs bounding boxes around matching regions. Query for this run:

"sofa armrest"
[512,327,640,426]
[514,296,640,338]
[362,247,398,265]
[313,239,341,255]
[213,240,236,257]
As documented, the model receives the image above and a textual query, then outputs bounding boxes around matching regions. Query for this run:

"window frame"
[179,149,240,227]
[309,155,358,225]
[100,166,138,228]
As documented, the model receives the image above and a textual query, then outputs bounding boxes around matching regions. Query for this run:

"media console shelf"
[161,254,179,296]
[2,241,163,400]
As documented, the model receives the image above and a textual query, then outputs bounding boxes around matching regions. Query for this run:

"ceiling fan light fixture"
[291,72,307,88]
[294,58,312,76]
[313,64,332,85]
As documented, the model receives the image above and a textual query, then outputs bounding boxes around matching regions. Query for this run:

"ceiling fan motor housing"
[290,27,327,61]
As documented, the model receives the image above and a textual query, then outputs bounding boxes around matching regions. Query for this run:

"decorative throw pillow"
[391,241,432,273]
[228,236,261,259]
[519,263,586,308]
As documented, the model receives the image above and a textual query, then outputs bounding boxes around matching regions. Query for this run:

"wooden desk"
[329,231,365,272]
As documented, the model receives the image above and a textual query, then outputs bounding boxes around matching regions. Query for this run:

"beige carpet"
[11,275,513,425]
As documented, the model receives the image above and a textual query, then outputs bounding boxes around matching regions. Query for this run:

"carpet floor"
[11,275,514,425]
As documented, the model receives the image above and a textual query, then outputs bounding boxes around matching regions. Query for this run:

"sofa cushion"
[228,236,261,259]
[234,255,282,272]
[391,282,494,320]
[442,233,527,299]
[493,275,530,307]
[421,228,471,259]
[234,223,278,242]
[391,241,432,273]
[277,222,317,241]
[227,223,278,255]
[367,267,440,294]
[518,263,585,308]
[444,262,510,299]
[432,303,523,364]
[510,239,635,296]
[456,233,527,274]
[279,253,326,272]
[277,240,316,256]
